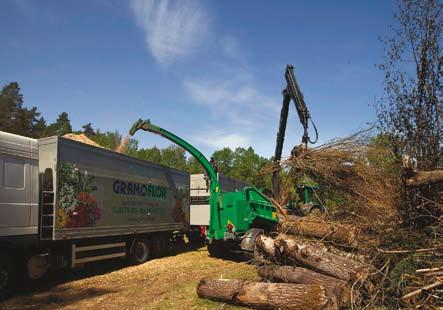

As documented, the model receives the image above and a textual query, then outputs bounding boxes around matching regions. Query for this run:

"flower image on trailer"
[57,162,101,228]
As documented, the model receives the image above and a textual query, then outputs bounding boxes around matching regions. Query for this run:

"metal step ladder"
[39,191,55,240]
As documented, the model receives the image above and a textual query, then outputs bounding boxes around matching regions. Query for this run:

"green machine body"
[130,119,278,254]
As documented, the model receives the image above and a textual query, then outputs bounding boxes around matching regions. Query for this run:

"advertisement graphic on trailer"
[56,162,186,229]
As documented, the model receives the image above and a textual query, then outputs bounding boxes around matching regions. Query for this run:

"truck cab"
[0,131,39,242]
[0,131,39,297]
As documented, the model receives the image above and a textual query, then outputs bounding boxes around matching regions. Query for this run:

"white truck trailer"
[0,131,191,297]
[0,131,248,298]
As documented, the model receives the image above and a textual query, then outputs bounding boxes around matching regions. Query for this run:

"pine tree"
[0,82,46,137]
[82,123,95,138]
[47,112,72,136]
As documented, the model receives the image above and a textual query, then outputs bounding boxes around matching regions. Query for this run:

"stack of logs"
[197,217,372,310]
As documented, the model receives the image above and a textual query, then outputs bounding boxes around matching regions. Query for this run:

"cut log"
[255,234,277,258]
[197,277,337,310]
[406,170,443,186]
[274,234,368,282]
[257,265,350,307]
[278,218,359,248]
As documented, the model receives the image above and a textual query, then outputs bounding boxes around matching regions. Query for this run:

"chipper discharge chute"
[130,119,279,257]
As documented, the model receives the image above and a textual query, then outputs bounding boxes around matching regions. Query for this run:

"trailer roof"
[0,130,38,159]
[39,134,190,176]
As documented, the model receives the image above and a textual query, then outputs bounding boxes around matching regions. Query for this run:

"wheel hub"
[135,242,147,261]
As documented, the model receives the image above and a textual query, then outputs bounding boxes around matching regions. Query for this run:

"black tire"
[129,240,150,265]
[159,238,170,257]
[187,230,205,246]
[207,242,222,258]
[152,237,169,258]
[0,255,14,300]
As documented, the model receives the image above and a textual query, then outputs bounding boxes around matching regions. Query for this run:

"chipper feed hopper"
[130,119,278,256]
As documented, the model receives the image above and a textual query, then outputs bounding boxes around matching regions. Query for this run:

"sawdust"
[63,133,104,148]
[0,248,257,310]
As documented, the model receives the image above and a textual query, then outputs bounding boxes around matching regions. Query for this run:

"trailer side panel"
[39,137,188,240]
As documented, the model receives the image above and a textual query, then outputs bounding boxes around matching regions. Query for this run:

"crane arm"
[272,65,318,197]
[285,65,318,146]
[129,118,220,192]
[272,93,291,197]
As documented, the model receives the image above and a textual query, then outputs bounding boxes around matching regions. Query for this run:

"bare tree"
[377,0,442,171]
[378,0,442,227]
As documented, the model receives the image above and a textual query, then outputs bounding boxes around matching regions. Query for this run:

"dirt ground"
[0,246,257,310]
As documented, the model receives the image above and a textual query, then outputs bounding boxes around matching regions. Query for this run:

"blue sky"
[1,0,396,157]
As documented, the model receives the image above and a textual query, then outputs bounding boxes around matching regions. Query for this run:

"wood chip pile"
[63,133,104,148]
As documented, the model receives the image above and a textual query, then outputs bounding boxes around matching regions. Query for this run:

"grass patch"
[1,247,258,310]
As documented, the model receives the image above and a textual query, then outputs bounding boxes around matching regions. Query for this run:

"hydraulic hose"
[308,118,319,144]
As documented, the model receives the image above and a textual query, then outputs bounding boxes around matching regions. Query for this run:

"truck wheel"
[187,230,204,245]
[207,242,222,258]
[152,237,169,258]
[0,256,13,300]
[130,240,150,265]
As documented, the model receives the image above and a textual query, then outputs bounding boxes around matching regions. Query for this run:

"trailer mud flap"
[240,228,263,252]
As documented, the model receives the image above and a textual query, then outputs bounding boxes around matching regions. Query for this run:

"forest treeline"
[0,82,271,187]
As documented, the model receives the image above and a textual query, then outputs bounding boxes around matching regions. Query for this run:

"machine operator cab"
[284,183,324,216]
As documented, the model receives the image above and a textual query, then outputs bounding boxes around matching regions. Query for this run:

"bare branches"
[377,246,443,254]
[260,129,401,228]
[377,0,442,171]
[401,280,443,300]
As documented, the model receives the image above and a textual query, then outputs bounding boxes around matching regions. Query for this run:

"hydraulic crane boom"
[272,65,318,198]
[129,119,220,193]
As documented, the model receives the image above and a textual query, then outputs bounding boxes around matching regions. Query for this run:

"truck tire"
[152,236,169,258]
[0,255,14,300]
[207,242,223,258]
[130,240,150,265]
[187,229,204,245]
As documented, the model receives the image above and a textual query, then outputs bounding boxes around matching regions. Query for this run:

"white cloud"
[183,75,279,126]
[130,0,209,65]
[219,36,243,60]
[183,70,282,154]
[194,132,250,149]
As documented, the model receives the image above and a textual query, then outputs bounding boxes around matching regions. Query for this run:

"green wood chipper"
[129,119,278,257]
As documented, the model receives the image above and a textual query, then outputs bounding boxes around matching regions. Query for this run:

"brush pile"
[197,130,442,309]
[260,129,401,230]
